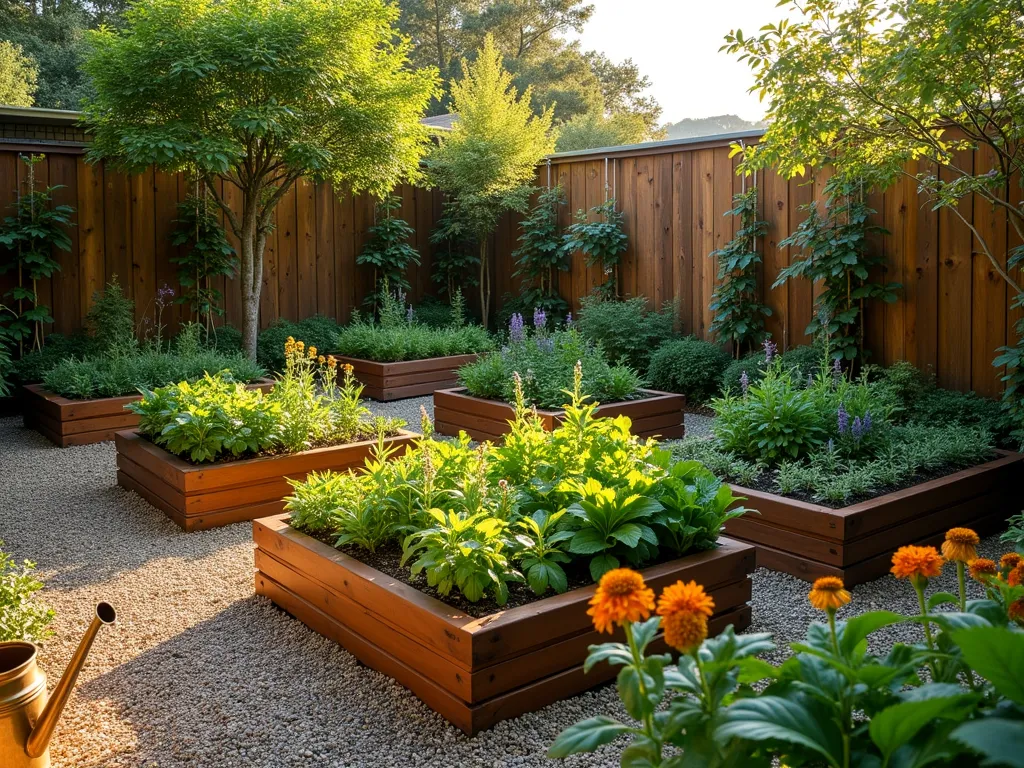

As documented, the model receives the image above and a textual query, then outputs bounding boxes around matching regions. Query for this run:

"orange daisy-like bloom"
[587,568,655,635]
[1009,598,1024,623]
[808,576,852,612]
[295,340,305,353]
[343,363,355,376]
[318,355,326,365]
[1009,563,1024,588]
[891,545,944,583]
[657,580,714,652]
[1001,553,1022,570]
[327,355,338,369]
[969,558,998,581]
[941,528,979,563]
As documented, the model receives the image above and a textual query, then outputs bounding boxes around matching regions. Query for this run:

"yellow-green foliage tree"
[427,35,555,328]
[0,40,37,107]
[83,0,438,358]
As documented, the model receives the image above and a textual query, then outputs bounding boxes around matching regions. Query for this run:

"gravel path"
[0,408,1006,768]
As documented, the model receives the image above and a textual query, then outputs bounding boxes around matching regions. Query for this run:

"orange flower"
[969,558,998,581]
[808,576,851,612]
[941,528,979,563]
[657,580,714,652]
[343,363,355,376]
[1001,553,1022,571]
[1009,598,1024,623]
[327,355,338,369]
[587,568,655,635]
[318,355,326,365]
[295,340,305,352]
[891,545,943,583]
[1009,563,1024,588]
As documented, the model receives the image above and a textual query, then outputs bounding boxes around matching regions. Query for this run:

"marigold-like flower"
[891,545,943,583]
[327,355,337,369]
[657,580,714,652]
[587,568,655,635]
[1009,563,1024,588]
[295,340,305,352]
[941,528,979,563]
[308,345,317,359]
[1009,598,1024,623]
[317,355,326,365]
[1001,553,1022,571]
[808,576,851,612]
[969,558,998,581]
[343,363,354,376]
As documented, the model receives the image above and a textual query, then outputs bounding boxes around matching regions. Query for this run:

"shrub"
[576,295,676,371]
[0,540,54,642]
[257,315,344,371]
[548,536,1024,768]
[459,318,642,409]
[647,337,731,404]
[286,372,750,605]
[86,277,135,352]
[333,320,493,363]
[130,339,402,462]
[13,331,98,384]
[200,324,243,355]
[720,343,822,394]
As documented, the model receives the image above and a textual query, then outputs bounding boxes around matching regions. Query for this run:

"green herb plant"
[562,197,628,297]
[0,539,55,643]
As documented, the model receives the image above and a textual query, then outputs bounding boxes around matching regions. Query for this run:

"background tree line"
[0,0,664,152]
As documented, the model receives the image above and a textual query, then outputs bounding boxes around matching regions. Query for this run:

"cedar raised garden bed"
[723,450,1024,586]
[21,378,275,447]
[433,387,686,443]
[336,354,480,401]
[254,513,754,734]
[115,429,418,531]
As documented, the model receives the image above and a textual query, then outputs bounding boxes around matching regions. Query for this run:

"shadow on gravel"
[0,418,250,590]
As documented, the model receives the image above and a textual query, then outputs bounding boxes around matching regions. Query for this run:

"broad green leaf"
[839,611,905,657]
[869,688,976,761]
[716,696,843,767]
[951,627,1024,704]
[547,716,632,757]
[951,719,1024,767]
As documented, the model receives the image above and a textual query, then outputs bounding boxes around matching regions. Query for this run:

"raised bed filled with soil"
[116,429,418,531]
[21,378,275,447]
[724,450,1023,586]
[433,387,686,443]
[253,513,753,734]
[336,354,481,401]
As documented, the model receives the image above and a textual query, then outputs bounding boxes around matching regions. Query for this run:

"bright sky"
[573,0,799,124]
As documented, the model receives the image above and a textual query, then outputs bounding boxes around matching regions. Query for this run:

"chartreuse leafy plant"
[84,0,437,359]
[0,539,54,643]
[286,365,750,606]
[426,34,555,328]
[130,338,402,462]
[550,528,1024,768]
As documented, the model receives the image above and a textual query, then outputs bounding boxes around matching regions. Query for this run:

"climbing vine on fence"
[512,184,569,317]
[170,193,238,333]
[562,197,628,298]
[709,185,771,355]
[774,177,899,362]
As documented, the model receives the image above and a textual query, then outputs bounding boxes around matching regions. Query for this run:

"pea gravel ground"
[0,398,1004,768]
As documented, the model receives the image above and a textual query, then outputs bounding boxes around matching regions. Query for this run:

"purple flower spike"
[763,339,777,363]
[837,404,849,434]
[864,411,873,433]
[156,284,175,309]
[533,307,547,329]
[509,312,525,343]
[852,416,863,440]
[740,370,749,394]
[406,305,415,323]
[832,357,843,381]
[564,312,573,327]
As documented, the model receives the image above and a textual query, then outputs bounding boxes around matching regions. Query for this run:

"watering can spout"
[24,602,116,759]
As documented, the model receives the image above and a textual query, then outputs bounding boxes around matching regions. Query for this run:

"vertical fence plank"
[260,194,280,329]
[49,154,79,334]
[104,169,132,303]
[971,145,1007,397]
[937,143,974,391]
[882,168,914,364]
[654,153,673,310]
[691,149,715,338]
[671,152,693,334]
[787,176,814,346]
[315,183,336,319]
[277,184,299,322]
[334,189,356,323]
[909,162,939,372]
[77,158,105,316]
[617,158,637,301]
[763,168,789,347]
[131,167,156,330]
[295,178,317,320]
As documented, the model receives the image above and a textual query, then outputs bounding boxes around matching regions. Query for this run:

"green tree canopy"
[0,40,37,106]
[427,34,555,327]
[84,0,438,357]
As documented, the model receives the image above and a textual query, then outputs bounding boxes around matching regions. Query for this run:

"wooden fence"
[0,128,1017,397]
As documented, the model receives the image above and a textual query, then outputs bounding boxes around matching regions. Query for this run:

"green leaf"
[951,627,1024,704]
[547,716,632,758]
[927,591,959,610]
[589,552,619,581]
[839,611,905,657]
[869,687,977,761]
[716,696,843,767]
[618,666,650,721]
[951,719,1024,767]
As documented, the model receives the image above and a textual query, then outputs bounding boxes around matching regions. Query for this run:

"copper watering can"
[0,602,116,768]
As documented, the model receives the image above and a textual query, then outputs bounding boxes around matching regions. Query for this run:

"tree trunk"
[478,240,490,329]
[238,205,265,360]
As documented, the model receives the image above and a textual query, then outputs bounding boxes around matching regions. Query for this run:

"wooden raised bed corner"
[336,354,481,401]
[254,514,754,734]
[116,429,418,531]
[21,378,275,447]
[724,450,1024,586]
[433,387,686,443]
